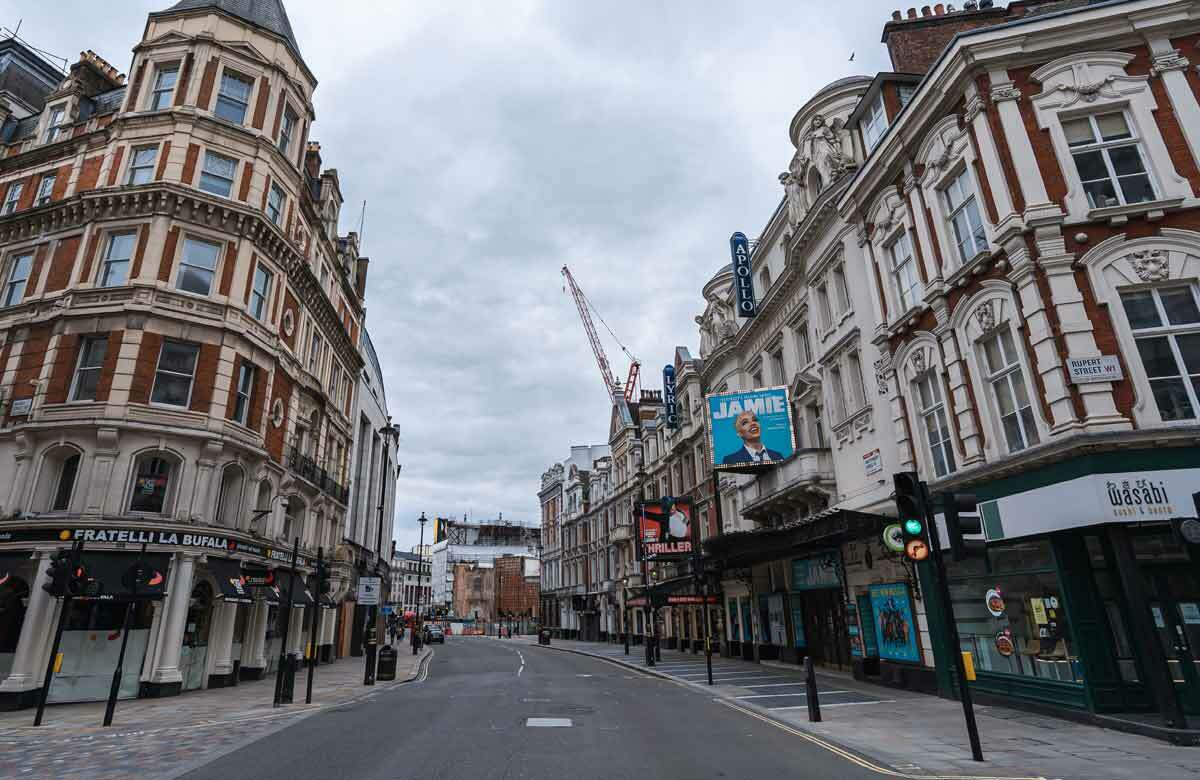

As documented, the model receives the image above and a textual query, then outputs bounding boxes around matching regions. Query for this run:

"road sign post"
[102,542,149,727]
[34,540,84,727]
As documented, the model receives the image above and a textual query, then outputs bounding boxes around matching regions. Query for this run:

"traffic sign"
[357,576,381,606]
[882,524,905,553]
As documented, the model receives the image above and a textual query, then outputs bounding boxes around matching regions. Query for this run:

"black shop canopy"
[207,558,253,605]
[703,508,891,570]
[269,571,315,608]
[79,551,171,600]
[0,552,32,587]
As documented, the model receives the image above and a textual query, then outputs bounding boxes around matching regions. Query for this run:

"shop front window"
[946,539,1082,683]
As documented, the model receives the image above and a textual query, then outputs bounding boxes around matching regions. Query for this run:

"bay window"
[1120,285,1200,420]
[199,151,237,197]
[176,237,221,295]
[127,146,158,185]
[249,263,273,320]
[214,70,253,125]
[99,232,136,287]
[150,65,178,111]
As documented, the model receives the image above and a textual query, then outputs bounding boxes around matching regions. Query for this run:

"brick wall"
[882,7,1010,74]
[94,330,122,403]
[5,324,52,424]
[265,362,292,462]
[190,343,220,413]
[43,235,81,293]
[128,332,164,404]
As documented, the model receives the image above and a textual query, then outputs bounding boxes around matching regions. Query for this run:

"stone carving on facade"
[974,300,997,333]
[1130,249,1170,282]
[1150,51,1190,76]
[796,113,850,184]
[909,349,926,376]
[990,85,1022,103]
[873,356,891,397]
[963,93,987,124]
[780,165,805,227]
[1055,73,1119,108]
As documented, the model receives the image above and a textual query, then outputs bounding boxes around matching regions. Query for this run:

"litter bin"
[539,629,551,646]
[377,645,398,681]
[279,652,300,703]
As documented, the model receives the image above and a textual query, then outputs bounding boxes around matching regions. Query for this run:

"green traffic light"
[904,518,923,535]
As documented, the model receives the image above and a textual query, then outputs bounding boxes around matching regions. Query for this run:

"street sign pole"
[305,546,324,705]
[34,540,83,727]
[103,542,147,727]
[925,487,983,762]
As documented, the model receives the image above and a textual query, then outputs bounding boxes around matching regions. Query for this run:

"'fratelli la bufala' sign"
[663,364,678,429]
[730,232,756,318]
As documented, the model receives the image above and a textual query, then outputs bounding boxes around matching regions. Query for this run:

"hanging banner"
[730,232,756,318]
[707,387,796,471]
[636,498,693,561]
[663,364,679,429]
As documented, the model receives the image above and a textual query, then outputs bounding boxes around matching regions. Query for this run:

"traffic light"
[67,560,93,597]
[942,492,983,561]
[42,549,73,596]
[893,472,930,562]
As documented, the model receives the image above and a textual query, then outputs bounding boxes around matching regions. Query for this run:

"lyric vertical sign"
[730,232,756,318]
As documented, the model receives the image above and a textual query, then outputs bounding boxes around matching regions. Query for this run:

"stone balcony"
[739,448,836,523]
[609,524,633,542]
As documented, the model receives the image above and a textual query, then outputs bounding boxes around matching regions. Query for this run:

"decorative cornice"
[1150,51,1189,76]
[990,85,1022,103]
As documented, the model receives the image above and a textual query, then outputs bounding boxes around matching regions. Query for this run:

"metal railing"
[286,446,351,504]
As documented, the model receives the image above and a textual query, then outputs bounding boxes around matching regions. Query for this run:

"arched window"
[32,445,84,513]
[214,464,245,528]
[252,480,273,536]
[129,451,182,515]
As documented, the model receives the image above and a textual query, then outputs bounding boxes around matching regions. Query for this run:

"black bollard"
[804,656,822,722]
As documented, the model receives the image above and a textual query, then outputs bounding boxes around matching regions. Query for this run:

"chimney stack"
[882,1,1011,73]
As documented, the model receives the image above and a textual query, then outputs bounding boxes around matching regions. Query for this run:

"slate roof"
[155,0,302,59]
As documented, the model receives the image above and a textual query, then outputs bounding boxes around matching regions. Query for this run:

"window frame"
[128,452,178,515]
[2,182,24,215]
[233,360,256,425]
[198,150,238,198]
[43,104,66,144]
[1119,284,1200,422]
[249,262,274,321]
[888,231,922,312]
[98,231,137,288]
[175,236,222,296]
[34,174,55,207]
[860,94,888,151]
[214,68,254,125]
[279,105,297,156]
[914,370,956,478]
[267,183,285,225]
[150,340,200,408]
[3,250,33,306]
[942,167,988,265]
[127,145,159,186]
[1062,110,1157,210]
[980,328,1041,453]
[69,335,109,403]
[149,64,179,111]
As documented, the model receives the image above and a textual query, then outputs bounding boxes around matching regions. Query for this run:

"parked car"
[422,625,445,644]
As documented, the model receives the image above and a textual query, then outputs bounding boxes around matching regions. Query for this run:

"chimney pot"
[907,7,917,17]
[892,9,902,20]
[921,5,932,16]
[934,2,945,13]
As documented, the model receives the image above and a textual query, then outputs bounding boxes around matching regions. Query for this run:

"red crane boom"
[561,265,640,404]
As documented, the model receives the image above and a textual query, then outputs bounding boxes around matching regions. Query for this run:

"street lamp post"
[365,420,401,686]
[413,512,427,655]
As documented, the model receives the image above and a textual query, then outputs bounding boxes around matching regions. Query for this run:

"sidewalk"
[0,646,431,735]
[528,637,1200,780]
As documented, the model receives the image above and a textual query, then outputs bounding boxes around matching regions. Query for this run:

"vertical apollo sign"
[730,232,756,318]
[663,364,678,429]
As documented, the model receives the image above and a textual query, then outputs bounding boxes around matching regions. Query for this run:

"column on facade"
[206,600,238,681]
[1004,236,1080,433]
[0,553,58,697]
[83,427,121,516]
[886,358,917,473]
[189,440,225,523]
[147,552,197,688]
[963,82,1019,232]
[935,319,986,466]
[989,70,1055,218]
[319,606,336,648]
[1,432,32,515]
[242,600,270,672]
[1147,39,1200,172]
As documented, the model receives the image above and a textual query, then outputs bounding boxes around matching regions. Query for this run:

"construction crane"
[562,265,641,404]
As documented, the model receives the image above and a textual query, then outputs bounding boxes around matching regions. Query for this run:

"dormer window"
[860,94,887,151]
[150,65,178,111]
[215,70,253,125]
[898,84,916,109]
[44,104,66,144]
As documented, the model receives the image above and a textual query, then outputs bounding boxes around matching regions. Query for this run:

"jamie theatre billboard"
[706,387,796,471]
[636,499,694,561]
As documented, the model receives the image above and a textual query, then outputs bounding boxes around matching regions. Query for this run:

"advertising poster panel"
[707,387,795,471]
[869,582,921,663]
[636,499,694,561]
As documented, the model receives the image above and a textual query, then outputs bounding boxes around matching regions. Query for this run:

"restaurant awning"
[274,571,315,608]
[207,557,253,604]
[703,508,891,569]
[79,552,170,600]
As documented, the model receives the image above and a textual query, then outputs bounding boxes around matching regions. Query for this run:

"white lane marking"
[735,691,848,699]
[742,682,809,688]
[576,673,594,677]
[526,717,572,727]
[517,649,525,677]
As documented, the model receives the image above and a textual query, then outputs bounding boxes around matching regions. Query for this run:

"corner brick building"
[0,0,385,708]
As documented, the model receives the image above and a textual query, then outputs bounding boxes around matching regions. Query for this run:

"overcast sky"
[5,0,897,553]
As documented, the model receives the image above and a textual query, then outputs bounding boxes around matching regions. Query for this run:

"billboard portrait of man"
[707,387,796,471]
[721,410,785,465]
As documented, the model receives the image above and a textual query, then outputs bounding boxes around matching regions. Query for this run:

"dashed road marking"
[525,718,572,728]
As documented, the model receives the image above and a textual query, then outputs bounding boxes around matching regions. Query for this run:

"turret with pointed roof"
[150,0,304,65]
